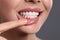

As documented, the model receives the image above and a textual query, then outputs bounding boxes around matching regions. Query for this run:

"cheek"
[0,0,20,9]
[0,0,21,21]
[42,0,53,11]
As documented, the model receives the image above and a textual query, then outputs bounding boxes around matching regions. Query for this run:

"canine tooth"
[23,12,26,15]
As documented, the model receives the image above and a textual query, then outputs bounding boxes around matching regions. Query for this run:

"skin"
[0,0,53,40]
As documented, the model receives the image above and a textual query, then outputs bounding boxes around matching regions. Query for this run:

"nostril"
[37,0,40,3]
[25,0,34,2]
[25,0,40,3]
[29,0,34,2]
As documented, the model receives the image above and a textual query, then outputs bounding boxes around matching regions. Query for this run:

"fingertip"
[18,19,27,25]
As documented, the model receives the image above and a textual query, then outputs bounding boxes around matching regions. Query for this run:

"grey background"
[37,0,60,40]
[0,0,60,40]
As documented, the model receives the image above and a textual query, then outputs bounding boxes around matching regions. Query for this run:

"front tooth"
[23,15,26,18]
[28,12,33,15]
[28,12,39,16]
[32,12,39,15]
[29,16,37,18]
[27,16,37,18]
[24,16,30,19]
[20,12,39,19]
[24,12,28,16]
[22,12,39,16]
[20,12,39,16]
[25,12,33,16]
[24,15,37,19]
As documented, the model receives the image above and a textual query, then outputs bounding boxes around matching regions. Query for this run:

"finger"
[0,19,27,33]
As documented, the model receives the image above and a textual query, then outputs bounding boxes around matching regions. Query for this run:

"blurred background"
[0,0,60,40]
[37,0,60,40]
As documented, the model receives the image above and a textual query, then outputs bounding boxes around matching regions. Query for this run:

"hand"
[0,19,27,34]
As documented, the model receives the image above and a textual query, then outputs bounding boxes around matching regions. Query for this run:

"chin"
[14,13,48,34]
[15,24,41,34]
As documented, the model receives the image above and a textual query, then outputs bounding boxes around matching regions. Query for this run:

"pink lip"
[25,17,39,25]
[17,8,43,25]
[19,8,42,12]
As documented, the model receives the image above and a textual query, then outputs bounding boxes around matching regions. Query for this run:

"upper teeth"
[20,12,39,18]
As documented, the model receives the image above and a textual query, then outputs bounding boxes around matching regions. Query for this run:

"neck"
[1,29,41,40]
[18,34,40,40]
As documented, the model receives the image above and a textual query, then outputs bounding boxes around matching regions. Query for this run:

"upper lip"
[17,8,43,20]
[18,8,43,12]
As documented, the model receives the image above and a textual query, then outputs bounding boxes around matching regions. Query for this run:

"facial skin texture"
[0,0,53,40]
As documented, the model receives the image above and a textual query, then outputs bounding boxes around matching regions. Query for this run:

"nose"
[25,0,40,3]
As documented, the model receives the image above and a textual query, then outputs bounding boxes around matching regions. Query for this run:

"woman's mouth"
[17,8,43,25]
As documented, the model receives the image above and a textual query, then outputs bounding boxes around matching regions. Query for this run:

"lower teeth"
[23,15,37,19]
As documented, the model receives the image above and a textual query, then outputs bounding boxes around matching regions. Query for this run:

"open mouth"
[18,11,41,19]
[17,8,43,25]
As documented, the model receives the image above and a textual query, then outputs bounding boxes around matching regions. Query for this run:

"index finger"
[0,19,27,34]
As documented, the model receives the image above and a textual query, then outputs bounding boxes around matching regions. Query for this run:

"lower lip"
[25,17,39,25]
[17,14,40,25]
